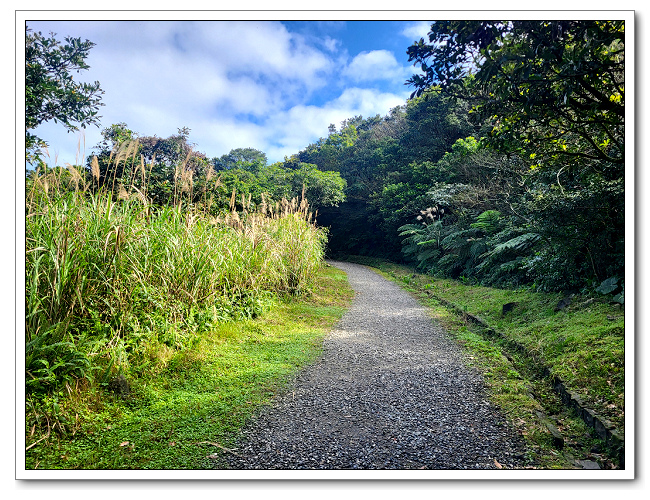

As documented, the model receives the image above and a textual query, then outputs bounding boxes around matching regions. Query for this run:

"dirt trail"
[225,261,528,469]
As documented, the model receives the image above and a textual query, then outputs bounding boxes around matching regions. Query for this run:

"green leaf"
[595,276,619,295]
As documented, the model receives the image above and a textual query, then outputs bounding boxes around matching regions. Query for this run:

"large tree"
[213,147,268,172]
[26,27,104,163]
[406,21,625,168]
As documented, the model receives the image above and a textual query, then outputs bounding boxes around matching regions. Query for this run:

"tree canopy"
[26,26,104,163]
[406,21,625,167]
[213,147,268,172]
[398,20,625,291]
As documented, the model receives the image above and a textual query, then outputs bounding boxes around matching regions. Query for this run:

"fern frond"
[440,228,479,251]
[469,240,487,258]
[484,233,541,258]
[417,248,440,262]
[470,210,502,234]
[398,224,425,238]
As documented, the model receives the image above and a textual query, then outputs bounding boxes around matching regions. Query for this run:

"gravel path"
[226,261,528,470]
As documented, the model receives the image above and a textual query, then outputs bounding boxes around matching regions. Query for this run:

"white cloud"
[401,21,433,41]
[27,21,334,158]
[342,50,411,83]
[189,117,269,159]
[330,87,409,116]
[25,20,415,166]
[322,36,341,53]
[262,87,410,161]
[192,21,333,94]
[91,21,332,120]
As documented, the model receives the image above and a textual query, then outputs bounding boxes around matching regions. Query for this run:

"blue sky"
[24,17,433,165]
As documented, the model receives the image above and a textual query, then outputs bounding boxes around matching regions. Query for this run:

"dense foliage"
[86,123,346,213]
[297,96,477,257]
[407,21,624,165]
[26,108,345,398]
[295,20,624,297]
[26,164,328,396]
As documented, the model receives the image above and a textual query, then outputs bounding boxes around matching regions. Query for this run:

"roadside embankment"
[343,256,626,469]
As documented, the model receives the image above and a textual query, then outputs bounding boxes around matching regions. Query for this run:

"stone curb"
[423,290,625,468]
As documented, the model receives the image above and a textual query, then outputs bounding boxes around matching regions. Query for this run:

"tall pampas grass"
[25,148,327,396]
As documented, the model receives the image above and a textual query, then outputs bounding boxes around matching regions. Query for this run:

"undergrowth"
[25,264,352,469]
[24,155,333,466]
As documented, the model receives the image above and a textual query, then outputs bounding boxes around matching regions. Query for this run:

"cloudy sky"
[24,16,433,165]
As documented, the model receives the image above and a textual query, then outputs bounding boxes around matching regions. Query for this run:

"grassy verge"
[344,256,625,470]
[25,263,353,470]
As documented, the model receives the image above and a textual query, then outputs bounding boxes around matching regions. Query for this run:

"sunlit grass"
[25,264,352,469]
[24,155,334,467]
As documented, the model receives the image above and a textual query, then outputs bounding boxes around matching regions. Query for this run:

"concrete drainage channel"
[423,290,625,469]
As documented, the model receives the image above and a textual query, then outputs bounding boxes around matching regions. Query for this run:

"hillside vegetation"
[24,20,627,470]
[25,161,345,467]
[302,21,624,300]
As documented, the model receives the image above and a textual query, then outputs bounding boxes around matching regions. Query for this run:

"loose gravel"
[225,261,529,470]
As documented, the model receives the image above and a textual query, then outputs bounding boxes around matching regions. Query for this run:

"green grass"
[24,161,345,469]
[344,256,625,469]
[25,264,353,470]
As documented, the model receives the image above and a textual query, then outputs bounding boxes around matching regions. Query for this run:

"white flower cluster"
[416,206,444,225]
